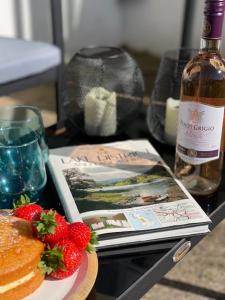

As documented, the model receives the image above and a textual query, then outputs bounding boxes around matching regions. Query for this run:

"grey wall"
[62,0,123,60]
[121,0,185,56]
[1,0,225,60]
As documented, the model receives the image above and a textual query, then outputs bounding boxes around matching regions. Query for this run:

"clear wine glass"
[0,126,47,208]
[0,105,48,162]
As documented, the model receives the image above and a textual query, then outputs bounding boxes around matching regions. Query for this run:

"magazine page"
[49,140,210,235]
[81,199,209,236]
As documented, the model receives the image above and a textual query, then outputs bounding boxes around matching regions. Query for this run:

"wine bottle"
[174,0,225,196]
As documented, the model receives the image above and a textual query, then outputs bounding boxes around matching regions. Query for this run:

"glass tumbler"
[0,105,48,162]
[0,126,47,208]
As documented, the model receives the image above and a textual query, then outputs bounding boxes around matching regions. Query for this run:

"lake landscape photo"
[63,162,188,213]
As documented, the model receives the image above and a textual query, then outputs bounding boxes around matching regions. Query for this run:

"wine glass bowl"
[0,105,48,162]
[0,108,47,209]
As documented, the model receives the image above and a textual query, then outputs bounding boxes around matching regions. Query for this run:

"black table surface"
[45,115,225,300]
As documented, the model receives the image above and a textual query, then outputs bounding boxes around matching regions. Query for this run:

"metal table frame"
[46,119,225,300]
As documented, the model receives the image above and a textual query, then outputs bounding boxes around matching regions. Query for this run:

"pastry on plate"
[0,213,44,300]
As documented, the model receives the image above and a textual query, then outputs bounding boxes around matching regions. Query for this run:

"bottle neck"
[200,38,221,52]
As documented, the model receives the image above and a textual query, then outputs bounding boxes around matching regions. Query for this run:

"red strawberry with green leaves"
[68,222,98,252]
[39,239,83,279]
[32,209,69,244]
[13,194,43,221]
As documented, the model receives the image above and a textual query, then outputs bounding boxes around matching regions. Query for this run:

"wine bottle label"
[177,101,224,165]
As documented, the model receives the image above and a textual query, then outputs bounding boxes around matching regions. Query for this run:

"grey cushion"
[0,37,61,84]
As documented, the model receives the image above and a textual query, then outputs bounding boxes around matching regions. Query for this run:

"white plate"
[25,272,78,300]
[25,252,92,300]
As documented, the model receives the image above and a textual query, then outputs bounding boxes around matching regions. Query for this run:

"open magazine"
[48,140,211,249]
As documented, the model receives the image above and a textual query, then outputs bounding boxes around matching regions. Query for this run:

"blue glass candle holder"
[0,126,47,208]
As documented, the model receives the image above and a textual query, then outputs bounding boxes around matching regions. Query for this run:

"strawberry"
[13,194,43,221]
[14,204,43,222]
[39,239,83,279]
[68,222,98,252]
[32,209,69,244]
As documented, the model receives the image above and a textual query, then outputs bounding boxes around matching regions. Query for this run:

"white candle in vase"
[164,97,180,145]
